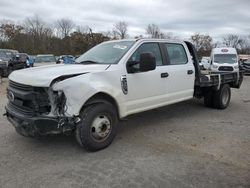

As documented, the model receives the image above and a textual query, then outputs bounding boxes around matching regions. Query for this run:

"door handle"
[187,70,194,75]
[161,72,169,78]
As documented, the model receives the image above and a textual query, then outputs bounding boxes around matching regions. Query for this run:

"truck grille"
[218,66,233,71]
[7,81,51,116]
[7,102,34,117]
[9,80,33,91]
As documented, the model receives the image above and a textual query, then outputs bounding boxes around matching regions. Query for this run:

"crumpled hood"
[9,64,110,87]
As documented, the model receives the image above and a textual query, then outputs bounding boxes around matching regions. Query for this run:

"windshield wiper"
[76,60,100,64]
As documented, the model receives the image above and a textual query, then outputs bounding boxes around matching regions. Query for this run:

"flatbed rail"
[198,71,243,88]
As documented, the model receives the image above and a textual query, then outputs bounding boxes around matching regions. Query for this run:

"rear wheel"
[213,84,231,109]
[75,102,118,152]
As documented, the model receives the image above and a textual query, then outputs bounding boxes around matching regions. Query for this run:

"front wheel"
[75,102,118,152]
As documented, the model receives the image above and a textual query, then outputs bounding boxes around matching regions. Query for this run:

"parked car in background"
[241,59,250,75]
[34,54,56,67]
[26,55,34,67]
[56,56,64,64]
[29,55,36,61]
[0,49,21,77]
[201,48,239,72]
[56,55,75,64]
[13,53,29,68]
[206,48,239,72]
[200,56,210,69]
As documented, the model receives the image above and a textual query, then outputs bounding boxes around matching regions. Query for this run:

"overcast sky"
[1,0,250,40]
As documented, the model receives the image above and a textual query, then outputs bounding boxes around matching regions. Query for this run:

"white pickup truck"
[5,39,243,151]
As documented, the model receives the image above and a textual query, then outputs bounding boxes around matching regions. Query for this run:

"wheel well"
[82,92,120,119]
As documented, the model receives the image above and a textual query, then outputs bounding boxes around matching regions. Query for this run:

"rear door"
[162,43,195,101]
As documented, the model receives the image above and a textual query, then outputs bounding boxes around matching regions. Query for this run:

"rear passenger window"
[128,43,163,66]
[164,43,188,65]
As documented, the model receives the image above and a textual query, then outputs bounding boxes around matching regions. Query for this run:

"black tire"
[204,91,214,108]
[213,84,231,109]
[75,102,118,152]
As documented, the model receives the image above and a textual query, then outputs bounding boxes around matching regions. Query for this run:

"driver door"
[124,42,168,115]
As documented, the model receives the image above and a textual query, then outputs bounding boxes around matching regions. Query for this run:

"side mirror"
[139,52,156,72]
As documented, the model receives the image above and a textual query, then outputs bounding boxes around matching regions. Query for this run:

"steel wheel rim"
[91,115,111,142]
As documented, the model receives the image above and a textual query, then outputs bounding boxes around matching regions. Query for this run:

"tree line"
[1,15,250,58]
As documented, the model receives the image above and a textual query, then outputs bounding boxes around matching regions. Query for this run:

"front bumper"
[5,104,73,137]
[5,80,77,137]
[0,64,7,75]
[6,104,59,137]
[0,62,7,67]
[242,66,250,75]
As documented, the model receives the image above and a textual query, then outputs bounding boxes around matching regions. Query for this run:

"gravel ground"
[0,77,249,188]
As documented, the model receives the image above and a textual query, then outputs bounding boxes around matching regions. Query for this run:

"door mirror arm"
[127,61,140,73]
[127,52,156,73]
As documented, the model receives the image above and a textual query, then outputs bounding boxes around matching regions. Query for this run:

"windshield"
[214,54,237,64]
[35,56,56,63]
[0,51,8,60]
[75,41,135,64]
[0,50,14,61]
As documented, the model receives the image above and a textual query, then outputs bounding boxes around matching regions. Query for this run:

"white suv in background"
[209,48,239,72]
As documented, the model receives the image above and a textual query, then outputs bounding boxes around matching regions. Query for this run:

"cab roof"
[104,38,183,44]
[212,47,237,54]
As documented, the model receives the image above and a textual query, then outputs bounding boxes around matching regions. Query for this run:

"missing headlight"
[56,91,67,115]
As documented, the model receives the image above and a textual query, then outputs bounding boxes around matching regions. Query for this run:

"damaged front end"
[5,80,80,137]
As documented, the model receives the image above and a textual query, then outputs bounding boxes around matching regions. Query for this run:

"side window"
[164,43,188,65]
[128,43,163,66]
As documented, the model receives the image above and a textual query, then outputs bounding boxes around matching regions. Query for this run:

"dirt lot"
[0,77,249,188]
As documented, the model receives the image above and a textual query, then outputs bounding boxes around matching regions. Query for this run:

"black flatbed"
[198,71,243,88]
